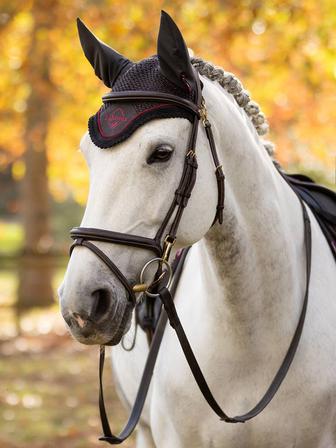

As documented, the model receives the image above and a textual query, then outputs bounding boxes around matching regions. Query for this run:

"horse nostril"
[91,288,112,321]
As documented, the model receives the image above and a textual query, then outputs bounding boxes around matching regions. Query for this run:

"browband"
[102,91,201,116]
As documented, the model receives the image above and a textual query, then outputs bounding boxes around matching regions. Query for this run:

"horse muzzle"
[60,283,134,345]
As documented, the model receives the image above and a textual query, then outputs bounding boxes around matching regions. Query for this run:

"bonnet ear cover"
[85,12,196,149]
[157,11,197,93]
[77,18,133,88]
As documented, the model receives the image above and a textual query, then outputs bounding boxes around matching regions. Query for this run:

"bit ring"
[139,258,172,298]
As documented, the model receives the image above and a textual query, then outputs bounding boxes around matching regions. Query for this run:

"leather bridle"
[69,73,312,445]
[70,72,225,301]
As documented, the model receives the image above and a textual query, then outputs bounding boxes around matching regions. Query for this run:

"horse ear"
[77,18,133,88]
[157,11,196,92]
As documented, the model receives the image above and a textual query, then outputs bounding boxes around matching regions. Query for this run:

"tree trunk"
[17,0,57,310]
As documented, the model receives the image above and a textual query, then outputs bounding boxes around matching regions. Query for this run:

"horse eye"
[147,145,174,165]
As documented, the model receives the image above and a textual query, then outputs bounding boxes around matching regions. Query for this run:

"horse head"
[59,12,218,345]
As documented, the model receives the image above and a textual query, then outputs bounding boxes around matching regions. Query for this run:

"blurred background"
[0,0,335,446]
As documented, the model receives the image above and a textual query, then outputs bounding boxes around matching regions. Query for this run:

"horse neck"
[195,81,307,338]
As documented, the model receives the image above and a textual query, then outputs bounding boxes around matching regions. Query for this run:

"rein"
[99,247,191,444]
[69,79,312,444]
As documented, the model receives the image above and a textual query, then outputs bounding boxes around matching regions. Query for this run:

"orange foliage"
[1,0,335,203]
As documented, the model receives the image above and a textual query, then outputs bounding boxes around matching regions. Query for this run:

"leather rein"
[69,77,312,444]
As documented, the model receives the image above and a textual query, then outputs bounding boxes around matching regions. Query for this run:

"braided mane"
[191,57,275,157]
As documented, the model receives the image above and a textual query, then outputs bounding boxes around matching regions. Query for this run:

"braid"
[191,57,275,157]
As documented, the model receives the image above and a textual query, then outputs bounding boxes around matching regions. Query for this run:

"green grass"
[0,221,23,255]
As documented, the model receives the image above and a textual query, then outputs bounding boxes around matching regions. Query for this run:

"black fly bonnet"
[89,56,195,148]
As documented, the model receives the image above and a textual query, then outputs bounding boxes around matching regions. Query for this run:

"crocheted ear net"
[88,56,195,149]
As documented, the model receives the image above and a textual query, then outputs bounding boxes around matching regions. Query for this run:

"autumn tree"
[17,0,60,309]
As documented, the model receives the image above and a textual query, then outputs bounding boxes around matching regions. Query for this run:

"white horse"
[59,12,336,448]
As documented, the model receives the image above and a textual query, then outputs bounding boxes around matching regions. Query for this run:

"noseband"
[69,74,312,445]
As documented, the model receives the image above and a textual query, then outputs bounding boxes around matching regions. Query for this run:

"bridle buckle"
[162,235,176,262]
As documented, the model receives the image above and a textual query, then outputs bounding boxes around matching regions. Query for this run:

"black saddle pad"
[281,171,336,262]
